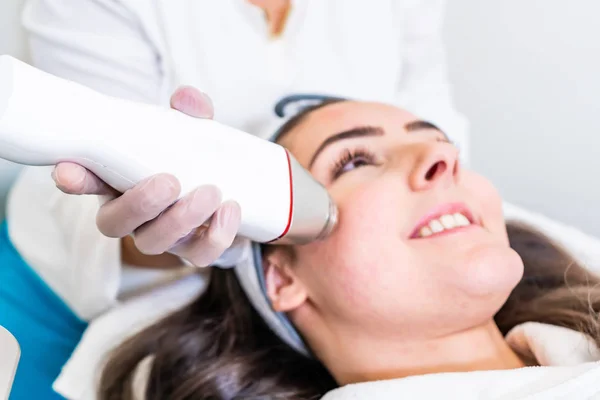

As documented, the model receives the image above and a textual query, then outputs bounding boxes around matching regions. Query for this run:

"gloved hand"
[51,86,242,267]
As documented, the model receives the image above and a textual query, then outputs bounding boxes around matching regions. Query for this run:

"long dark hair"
[99,102,600,399]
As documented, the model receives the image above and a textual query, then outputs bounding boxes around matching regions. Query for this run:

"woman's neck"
[315,320,526,386]
[247,0,291,37]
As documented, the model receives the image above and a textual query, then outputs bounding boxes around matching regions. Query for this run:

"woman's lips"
[409,202,477,239]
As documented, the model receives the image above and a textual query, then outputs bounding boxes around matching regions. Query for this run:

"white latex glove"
[51,87,242,267]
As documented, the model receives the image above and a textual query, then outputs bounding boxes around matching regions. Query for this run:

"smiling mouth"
[410,205,477,239]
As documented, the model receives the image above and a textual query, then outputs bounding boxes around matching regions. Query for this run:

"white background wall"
[444,0,600,236]
[1,0,600,235]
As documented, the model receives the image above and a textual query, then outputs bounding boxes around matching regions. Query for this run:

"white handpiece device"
[0,55,337,244]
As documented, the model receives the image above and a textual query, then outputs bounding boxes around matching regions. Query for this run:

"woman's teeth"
[419,213,471,237]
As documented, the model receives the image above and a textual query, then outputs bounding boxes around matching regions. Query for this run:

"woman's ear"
[263,248,308,312]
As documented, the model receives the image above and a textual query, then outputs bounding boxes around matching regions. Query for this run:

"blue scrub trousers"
[0,220,88,399]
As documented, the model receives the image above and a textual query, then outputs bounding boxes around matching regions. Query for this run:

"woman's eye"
[331,150,377,179]
[339,156,371,174]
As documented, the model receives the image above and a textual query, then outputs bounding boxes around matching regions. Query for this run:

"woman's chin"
[453,244,524,299]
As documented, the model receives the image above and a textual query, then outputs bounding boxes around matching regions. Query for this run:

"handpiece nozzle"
[269,155,339,246]
[317,199,338,241]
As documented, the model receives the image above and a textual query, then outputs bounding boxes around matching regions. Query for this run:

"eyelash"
[330,147,377,179]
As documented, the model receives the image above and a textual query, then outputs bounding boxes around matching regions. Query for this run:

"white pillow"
[503,201,600,277]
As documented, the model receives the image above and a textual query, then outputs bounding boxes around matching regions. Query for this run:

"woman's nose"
[408,142,460,192]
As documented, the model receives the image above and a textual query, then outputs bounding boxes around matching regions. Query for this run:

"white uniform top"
[9,0,469,322]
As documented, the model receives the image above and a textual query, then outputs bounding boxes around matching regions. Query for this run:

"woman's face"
[265,101,524,343]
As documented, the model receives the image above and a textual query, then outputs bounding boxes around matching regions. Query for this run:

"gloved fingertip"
[54,163,86,193]
[197,91,214,114]
[170,86,214,118]
[159,173,182,194]
[193,184,222,204]
[218,201,242,231]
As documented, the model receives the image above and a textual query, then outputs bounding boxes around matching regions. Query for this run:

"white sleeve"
[8,0,165,321]
[22,0,165,104]
[394,0,471,164]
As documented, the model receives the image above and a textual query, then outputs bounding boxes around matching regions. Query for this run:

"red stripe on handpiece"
[268,149,294,243]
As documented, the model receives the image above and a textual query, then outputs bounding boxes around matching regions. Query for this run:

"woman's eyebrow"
[308,120,447,168]
[405,120,449,141]
[309,126,384,168]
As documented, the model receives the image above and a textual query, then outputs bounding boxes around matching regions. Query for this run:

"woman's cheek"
[465,172,508,244]
[302,181,404,301]
[336,180,402,239]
